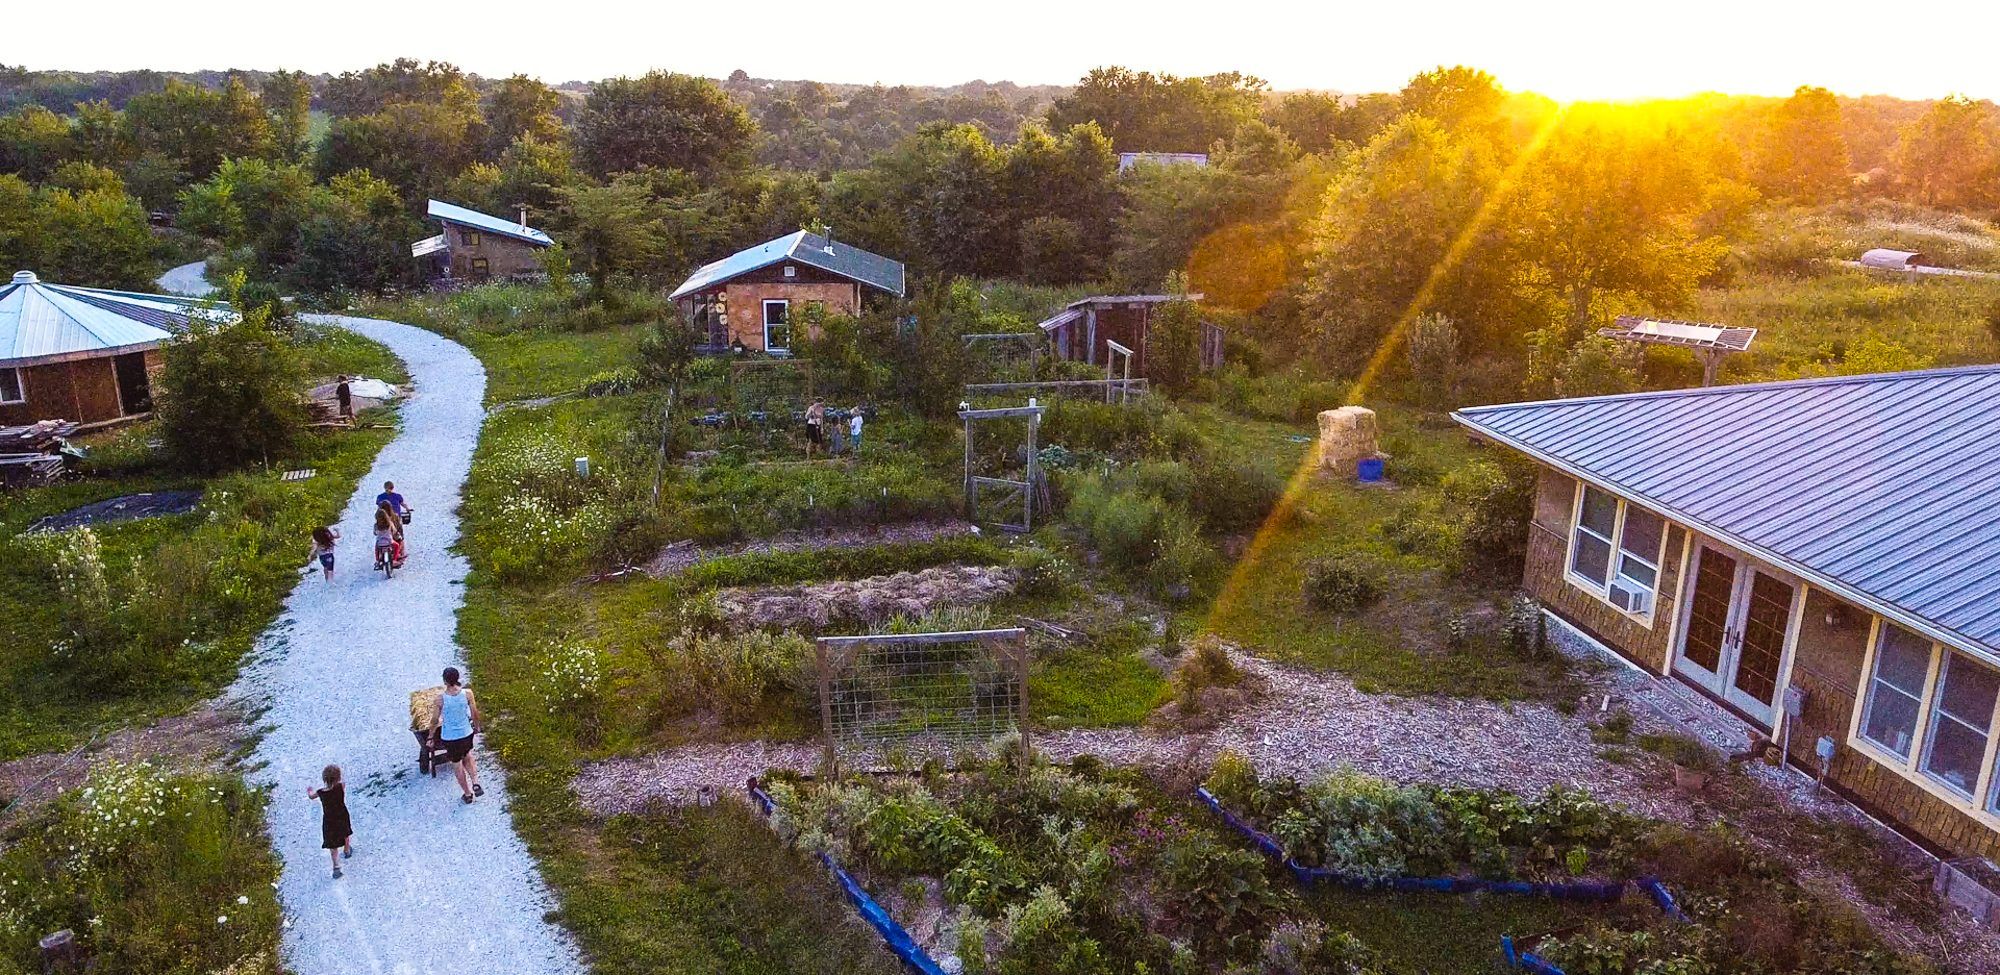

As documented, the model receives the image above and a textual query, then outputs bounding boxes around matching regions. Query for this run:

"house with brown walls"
[1036,295,1226,378]
[1456,366,2000,860]
[0,270,225,427]
[668,231,905,355]
[412,200,553,282]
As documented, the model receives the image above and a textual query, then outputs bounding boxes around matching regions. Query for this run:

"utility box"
[1935,856,2000,932]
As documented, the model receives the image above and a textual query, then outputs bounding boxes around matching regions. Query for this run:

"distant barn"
[1037,295,1224,377]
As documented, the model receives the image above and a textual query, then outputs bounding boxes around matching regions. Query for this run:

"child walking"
[308,526,340,581]
[308,764,354,877]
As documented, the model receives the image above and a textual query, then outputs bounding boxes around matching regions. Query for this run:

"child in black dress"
[308,764,354,878]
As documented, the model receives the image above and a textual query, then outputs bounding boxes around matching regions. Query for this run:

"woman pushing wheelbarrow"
[409,667,484,803]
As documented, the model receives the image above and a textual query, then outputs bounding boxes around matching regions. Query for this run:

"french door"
[1673,542,1799,727]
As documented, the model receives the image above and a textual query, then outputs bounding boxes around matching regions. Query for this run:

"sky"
[16,0,2000,101]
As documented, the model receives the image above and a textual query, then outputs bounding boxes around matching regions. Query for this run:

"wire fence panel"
[817,629,1030,769]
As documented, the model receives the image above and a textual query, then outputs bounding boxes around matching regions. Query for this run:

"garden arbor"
[958,401,1043,533]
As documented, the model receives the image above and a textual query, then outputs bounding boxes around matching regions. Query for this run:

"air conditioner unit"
[1608,581,1653,615]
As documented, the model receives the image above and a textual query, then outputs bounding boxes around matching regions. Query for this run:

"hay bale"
[1317,406,1379,474]
[409,686,444,732]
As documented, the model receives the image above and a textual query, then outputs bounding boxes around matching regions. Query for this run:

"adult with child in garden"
[430,667,485,804]
[805,398,826,457]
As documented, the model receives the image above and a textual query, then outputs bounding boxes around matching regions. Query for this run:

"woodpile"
[0,419,79,487]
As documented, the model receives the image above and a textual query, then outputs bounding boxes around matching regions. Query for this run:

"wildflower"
[237,895,250,905]
[218,915,229,924]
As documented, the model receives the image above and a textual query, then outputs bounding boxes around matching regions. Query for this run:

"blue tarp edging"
[1502,936,1569,975]
[1194,788,1626,901]
[748,783,950,975]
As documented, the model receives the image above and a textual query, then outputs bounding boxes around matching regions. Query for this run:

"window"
[0,367,22,404]
[470,257,490,277]
[763,300,791,351]
[461,230,481,246]
[1567,486,1666,616]
[1861,623,1934,758]
[1922,653,1999,797]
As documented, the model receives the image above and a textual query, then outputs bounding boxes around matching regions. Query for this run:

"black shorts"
[439,735,474,762]
[807,423,824,443]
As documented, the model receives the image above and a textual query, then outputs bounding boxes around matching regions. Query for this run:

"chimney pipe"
[517,205,530,232]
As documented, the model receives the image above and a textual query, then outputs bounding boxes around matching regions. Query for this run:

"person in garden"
[335,376,354,422]
[307,764,354,878]
[848,405,865,453]
[804,398,826,457]
[430,666,484,804]
[308,525,340,581]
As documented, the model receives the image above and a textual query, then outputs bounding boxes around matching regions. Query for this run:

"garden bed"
[750,753,1640,974]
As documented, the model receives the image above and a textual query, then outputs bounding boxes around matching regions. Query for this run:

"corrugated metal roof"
[0,272,229,366]
[1453,365,2000,664]
[425,200,553,247]
[411,234,449,258]
[669,231,905,300]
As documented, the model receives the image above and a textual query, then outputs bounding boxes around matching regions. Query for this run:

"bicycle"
[375,542,396,579]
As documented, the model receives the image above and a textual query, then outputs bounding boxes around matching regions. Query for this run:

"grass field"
[1701,266,2000,380]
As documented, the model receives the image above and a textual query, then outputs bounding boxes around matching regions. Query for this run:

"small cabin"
[0,270,229,427]
[1457,366,2000,862]
[1037,295,1225,378]
[669,231,905,354]
[412,200,553,282]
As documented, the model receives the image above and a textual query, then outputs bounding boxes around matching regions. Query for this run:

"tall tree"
[556,176,670,295]
[322,59,477,118]
[261,70,314,161]
[1753,86,1850,203]
[574,72,755,178]
[1046,67,1265,153]
[34,185,160,289]
[0,105,75,182]
[1264,92,1348,154]
[1892,95,1998,210]
[123,77,274,183]
[482,75,565,159]
[317,100,479,205]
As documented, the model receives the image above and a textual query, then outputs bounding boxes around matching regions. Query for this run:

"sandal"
[472,784,485,797]
[462,794,475,804]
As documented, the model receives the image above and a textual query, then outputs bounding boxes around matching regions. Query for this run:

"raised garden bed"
[750,753,1625,974]
[1202,756,1933,975]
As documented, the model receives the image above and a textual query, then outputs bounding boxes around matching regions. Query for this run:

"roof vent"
[12,270,38,284]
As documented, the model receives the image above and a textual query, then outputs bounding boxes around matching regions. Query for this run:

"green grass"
[1699,266,2000,381]
[0,334,402,760]
[295,320,411,383]
[1306,887,1601,974]
[354,285,651,404]
[1031,648,1168,728]
[1197,410,1578,702]
[464,326,643,404]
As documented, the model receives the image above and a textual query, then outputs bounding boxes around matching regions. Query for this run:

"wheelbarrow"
[408,686,454,776]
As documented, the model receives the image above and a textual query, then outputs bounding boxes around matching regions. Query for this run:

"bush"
[1301,552,1384,615]
[581,367,639,397]
[155,295,309,474]
[1009,546,1074,600]
[658,629,814,724]
[1170,637,1243,717]
[0,764,281,974]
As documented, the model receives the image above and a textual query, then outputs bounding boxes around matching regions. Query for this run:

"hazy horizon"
[15,0,2000,103]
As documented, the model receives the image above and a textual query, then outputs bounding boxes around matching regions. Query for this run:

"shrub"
[1171,637,1242,716]
[1403,312,1460,410]
[1250,921,1384,975]
[1186,456,1282,535]
[1301,552,1384,615]
[0,764,281,973]
[1009,546,1074,600]
[581,367,639,397]
[1148,508,1220,600]
[154,297,309,474]
[1156,832,1284,945]
[660,629,813,724]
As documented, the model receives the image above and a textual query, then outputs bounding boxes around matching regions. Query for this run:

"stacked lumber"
[0,420,79,487]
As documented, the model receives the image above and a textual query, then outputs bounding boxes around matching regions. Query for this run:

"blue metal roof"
[426,199,554,247]
[0,272,229,366]
[669,230,905,300]
[1454,365,2000,665]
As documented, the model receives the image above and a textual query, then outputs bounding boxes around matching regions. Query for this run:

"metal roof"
[1860,248,1924,270]
[425,200,553,247]
[0,271,229,367]
[1453,365,2000,665]
[668,231,905,300]
[411,234,449,258]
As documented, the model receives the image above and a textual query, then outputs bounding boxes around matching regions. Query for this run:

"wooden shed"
[1037,295,1225,378]
[0,270,226,427]
[413,200,554,282]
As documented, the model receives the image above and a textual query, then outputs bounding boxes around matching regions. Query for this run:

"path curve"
[158,260,217,297]
[231,315,580,975]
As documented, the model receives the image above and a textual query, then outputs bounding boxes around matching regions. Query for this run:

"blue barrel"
[1357,457,1385,482]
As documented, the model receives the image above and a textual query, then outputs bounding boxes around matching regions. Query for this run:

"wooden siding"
[717,282,860,351]
[1523,467,1687,673]
[0,356,133,426]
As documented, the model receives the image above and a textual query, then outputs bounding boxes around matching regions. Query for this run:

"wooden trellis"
[959,402,1043,533]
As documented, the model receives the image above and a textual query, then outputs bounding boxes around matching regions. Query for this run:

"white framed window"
[1860,623,1935,759]
[1921,652,1999,798]
[0,367,22,404]
[1566,485,1667,618]
[1852,619,2000,821]
[762,299,792,352]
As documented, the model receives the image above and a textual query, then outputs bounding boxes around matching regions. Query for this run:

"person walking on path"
[430,667,485,804]
[308,526,341,582]
[848,405,865,454]
[307,765,354,878]
[336,376,354,423]
[804,398,826,458]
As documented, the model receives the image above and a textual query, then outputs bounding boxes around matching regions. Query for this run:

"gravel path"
[231,315,580,975]
[158,260,217,296]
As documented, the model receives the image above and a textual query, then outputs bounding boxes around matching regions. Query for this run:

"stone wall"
[446,228,545,280]
[720,282,861,351]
